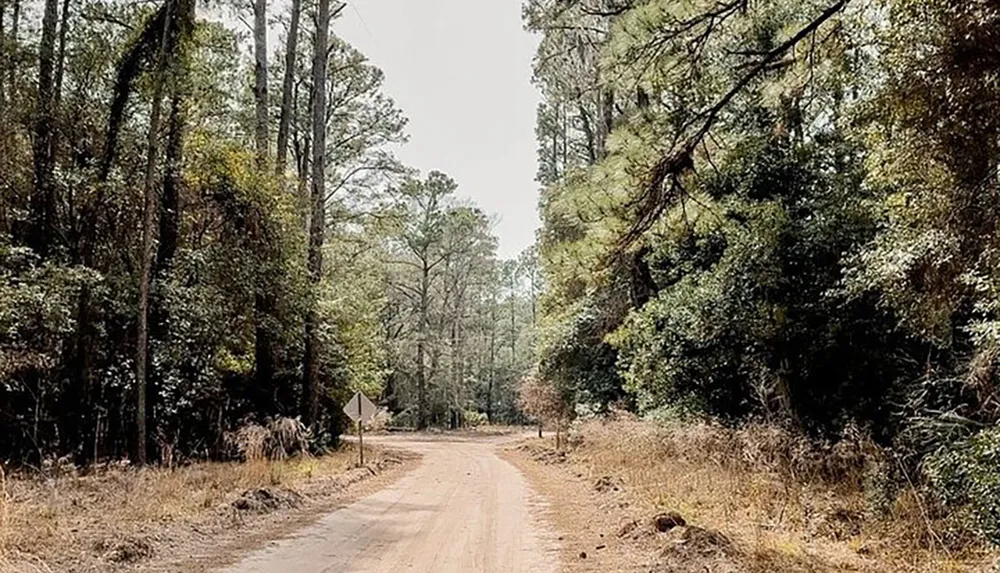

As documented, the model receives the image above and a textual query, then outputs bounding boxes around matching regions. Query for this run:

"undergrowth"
[562,417,994,572]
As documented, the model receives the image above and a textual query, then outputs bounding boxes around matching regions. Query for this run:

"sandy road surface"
[216,434,558,573]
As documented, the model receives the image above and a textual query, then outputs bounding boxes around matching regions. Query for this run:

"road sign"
[344,391,377,466]
[343,391,377,424]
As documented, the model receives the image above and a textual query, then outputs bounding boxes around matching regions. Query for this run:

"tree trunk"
[1,2,6,111]
[8,0,17,103]
[293,73,311,222]
[150,0,194,462]
[56,0,90,455]
[302,0,330,428]
[486,298,496,424]
[252,0,276,412]
[136,0,175,466]
[416,261,429,429]
[449,313,458,417]
[253,288,275,412]
[252,0,268,167]
[636,86,649,108]
[599,88,614,158]
[509,273,516,367]
[561,104,568,172]
[578,103,597,164]
[157,96,182,276]
[275,0,301,177]
[451,290,465,422]
[52,0,69,109]
[550,104,558,180]
[30,0,58,258]
[416,334,426,429]
[529,272,537,327]
[72,286,93,464]
[157,0,196,275]
[297,132,310,205]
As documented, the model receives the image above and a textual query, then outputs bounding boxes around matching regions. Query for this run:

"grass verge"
[0,444,416,572]
[505,418,996,572]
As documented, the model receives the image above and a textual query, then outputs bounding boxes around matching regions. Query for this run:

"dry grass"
[0,445,378,570]
[548,418,996,572]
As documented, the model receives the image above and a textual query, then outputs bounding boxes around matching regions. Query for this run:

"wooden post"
[358,398,364,467]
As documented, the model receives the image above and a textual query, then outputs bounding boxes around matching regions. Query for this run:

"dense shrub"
[925,427,1000,545]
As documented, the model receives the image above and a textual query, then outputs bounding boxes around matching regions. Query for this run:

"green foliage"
[321,230,391,399]
[925,427,1000,545]
[0,0,528,465]
[526,0,1000,477]
[0,241,96,380]
[539,301,623,410]
[382,171,535,427]
[610,133,919,434]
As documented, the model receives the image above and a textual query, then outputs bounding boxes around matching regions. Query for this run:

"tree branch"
[619,0,850,250]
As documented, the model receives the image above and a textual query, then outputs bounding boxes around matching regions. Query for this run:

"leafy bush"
[610,135,919,438]
[463,410,489,427]
[924,427,1000,544]
[537,302,624,411]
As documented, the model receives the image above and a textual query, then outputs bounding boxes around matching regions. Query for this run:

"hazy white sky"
[334,1,542,259]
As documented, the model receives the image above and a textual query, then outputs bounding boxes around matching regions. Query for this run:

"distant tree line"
[0,0,537,467]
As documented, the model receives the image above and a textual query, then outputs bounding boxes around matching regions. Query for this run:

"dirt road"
[216,434,558,573]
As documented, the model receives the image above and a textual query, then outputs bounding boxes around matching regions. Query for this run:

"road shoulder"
[501,440,653,573]
[504,434,933,573]
[2,447,420,573]
[142,449,421,573]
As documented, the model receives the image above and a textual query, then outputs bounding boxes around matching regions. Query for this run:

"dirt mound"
[94,534,155,563]
[617,518,640,538]
[593,475,624,492]
[648,525,742,573]
[677,526,731,552]
[231,487,304,514]
[330,466,376,489]
[653,511,686,532]
[534,449,567,464]
[662,525,734,557]
[511,442,568,464]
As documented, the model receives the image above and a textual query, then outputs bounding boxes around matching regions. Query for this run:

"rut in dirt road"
[216,435,559,573]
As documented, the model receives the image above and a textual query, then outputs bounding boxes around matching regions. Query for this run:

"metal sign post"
[343,391,377,467]
[357,396,364,466]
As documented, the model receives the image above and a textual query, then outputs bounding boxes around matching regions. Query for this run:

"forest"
[7,0,1000,551]
[0,0,539,466]
[526,0,1000,545]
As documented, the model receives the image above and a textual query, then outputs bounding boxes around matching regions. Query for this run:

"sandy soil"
[140,450,420,573]
[215,434,559,573]
[501,441,654,573]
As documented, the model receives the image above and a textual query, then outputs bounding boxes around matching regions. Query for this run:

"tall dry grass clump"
[224,417,312,462]
[565,418,972,571]
[2,455,346,554]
